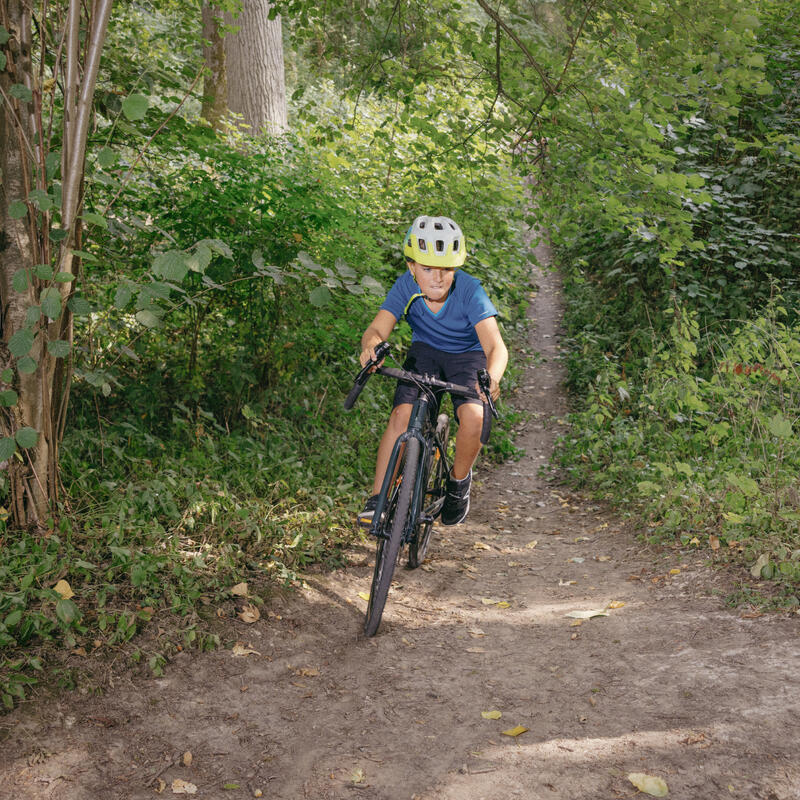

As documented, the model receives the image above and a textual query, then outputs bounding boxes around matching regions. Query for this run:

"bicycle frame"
[368,388,448,543]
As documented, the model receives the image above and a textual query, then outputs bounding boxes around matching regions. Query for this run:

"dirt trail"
[2,246,799,800]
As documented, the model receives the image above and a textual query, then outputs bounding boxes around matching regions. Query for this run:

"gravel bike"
[344,341,499,636]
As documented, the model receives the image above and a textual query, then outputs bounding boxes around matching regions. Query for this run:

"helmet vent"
[452,238,459,251]
[419,220,426,229]
[435,239,445,252]
[417,237,427,251]
[434,221,444,230]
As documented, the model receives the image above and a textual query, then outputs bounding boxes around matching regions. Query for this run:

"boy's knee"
[389,404,412,430]
[457,402,483,430]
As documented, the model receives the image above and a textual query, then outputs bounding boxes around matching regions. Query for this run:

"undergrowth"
[557,290,800,607]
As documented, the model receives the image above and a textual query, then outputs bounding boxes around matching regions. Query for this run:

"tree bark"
[203,0,287,135]
[0,0,113,526]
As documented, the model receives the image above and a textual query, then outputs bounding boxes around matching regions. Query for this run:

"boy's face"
[408,261,456,302]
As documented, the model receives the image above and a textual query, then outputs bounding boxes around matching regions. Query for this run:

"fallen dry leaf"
[565,609,609,619]
[496,601,511,609]
[468,627,486,637]
[501,725,528,737]
[157,778,166,793]
[182,751,192,767]
[230,582,249,596]
[358,591,370,602]
[481,597,501,605]
[466,647,486,653]
[232,642,260,657]
[351,768,366,784]
[607,600,625,609]
[53,579,74,599]
[627,773,669,797]
[473,541,491,551]
[481,710,502,719]
[569,619,583,627]
[526,540,539,549]
[237,603,260,623]
[559,579,577,586]
[669,568,681,575]
[709,534,720,551]
[171,778,198,794]
[596,555,611,562]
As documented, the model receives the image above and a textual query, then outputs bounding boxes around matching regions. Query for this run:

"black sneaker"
[358,494,380,527]
[441,471,471,526]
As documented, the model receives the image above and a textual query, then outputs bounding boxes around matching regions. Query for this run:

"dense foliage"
[1,0,797,710]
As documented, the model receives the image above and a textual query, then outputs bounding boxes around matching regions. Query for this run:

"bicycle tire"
[408,414,449,569]
[363,437,421,637]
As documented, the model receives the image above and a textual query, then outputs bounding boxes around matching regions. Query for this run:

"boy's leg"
[372,403,413,495]
[441,400,483,525]
[359,404,413,526]
[452,401,483,480]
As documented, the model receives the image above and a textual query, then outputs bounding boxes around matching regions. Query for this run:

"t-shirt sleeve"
[379,274,409,320]
[466,280,498,327]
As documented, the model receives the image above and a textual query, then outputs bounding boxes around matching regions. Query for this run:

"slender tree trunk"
[201,3,228,129]
[0,0,113,527]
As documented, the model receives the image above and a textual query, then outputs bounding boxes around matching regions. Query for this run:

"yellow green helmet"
[403,216,466,268]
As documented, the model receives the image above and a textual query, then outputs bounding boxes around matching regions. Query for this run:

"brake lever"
[477,368,500,420]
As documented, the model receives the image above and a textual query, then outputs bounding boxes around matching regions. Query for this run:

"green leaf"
[55,598,80,625]
[0,26,9,44]
[28,189,53,211]
[17,356,37,374]
[10,84,33,103]
[8,201,27,219]
[97,147,117,168]
[4,609,22,628]
[47,340,71,359]
[15,427,38,448]
[360,275,384,295]
[25,306,41,326]
[71,249,98,262]
[122,93,149,121]
[12,269,30,293]
[8,329,34,358]
[186,243,212,273]
[114,285,133,309]
[0,52,6,71]
[0,390,18,407]
[0,437,16,462]
[297,251,323,271]
[309,286,332,307]
[81,212,108,229]
[45,151,61,178]
[153,250,188,282]
[68,297,91,316]
[135,310,161,328]
[34,264,54,280]
[767,413,792,439]
[1,369,13,383]
[54,272,74,283]
[40,287,62,319]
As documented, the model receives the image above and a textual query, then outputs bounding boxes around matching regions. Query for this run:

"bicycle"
[344,341,499,637]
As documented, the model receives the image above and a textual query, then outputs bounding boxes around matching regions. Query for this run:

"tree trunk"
[201,3,228,129]
[0,0,112,527]
[205,0,287,135]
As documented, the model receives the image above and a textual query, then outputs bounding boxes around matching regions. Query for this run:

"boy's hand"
[476,375,501,403]
[360,345,385,370]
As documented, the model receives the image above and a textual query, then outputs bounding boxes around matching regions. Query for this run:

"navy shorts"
[392,341,486,414]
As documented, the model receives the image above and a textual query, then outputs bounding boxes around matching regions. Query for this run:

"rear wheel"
[364,437,421,637]
[408,414,449,569]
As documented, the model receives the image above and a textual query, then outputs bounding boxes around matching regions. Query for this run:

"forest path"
[2,245,799,800]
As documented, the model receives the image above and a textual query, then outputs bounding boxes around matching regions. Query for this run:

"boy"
[358,215,508,527]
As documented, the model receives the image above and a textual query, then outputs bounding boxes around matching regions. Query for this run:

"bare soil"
[2,246,799,800]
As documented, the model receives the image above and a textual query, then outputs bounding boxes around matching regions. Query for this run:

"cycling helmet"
[403,215,466,268]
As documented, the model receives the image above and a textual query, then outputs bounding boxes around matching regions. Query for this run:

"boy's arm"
[474,316,508,402]
[360,309,398,367]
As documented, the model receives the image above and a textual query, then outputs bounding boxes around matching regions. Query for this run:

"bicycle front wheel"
[364,437,421,637]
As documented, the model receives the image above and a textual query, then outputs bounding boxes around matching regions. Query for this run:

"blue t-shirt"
[380,270,497,353]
